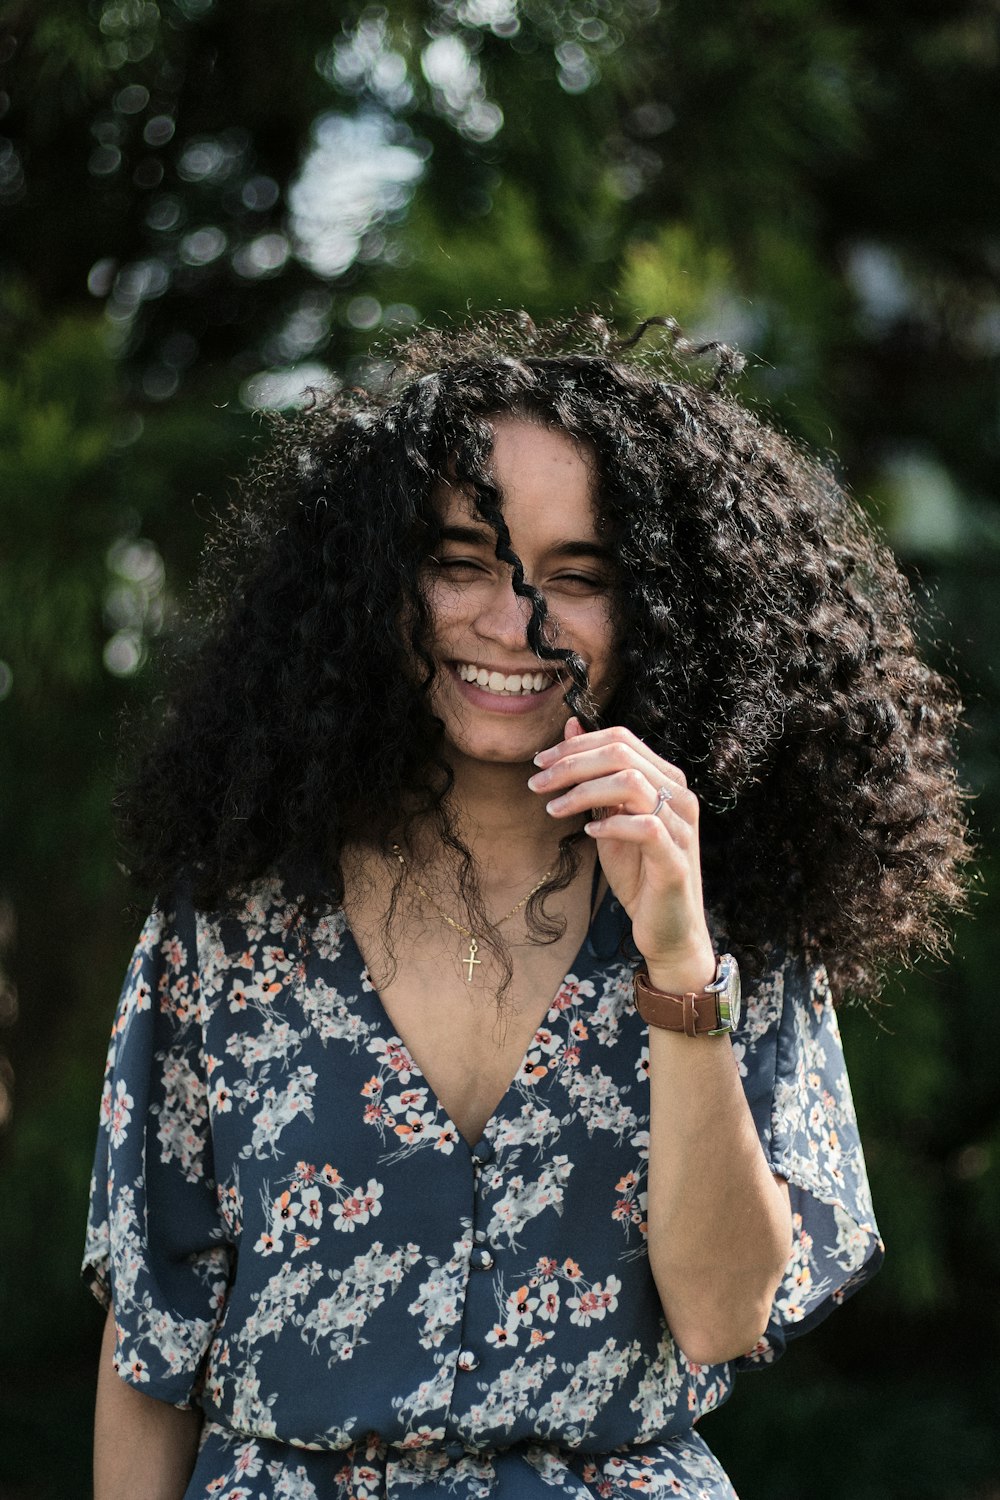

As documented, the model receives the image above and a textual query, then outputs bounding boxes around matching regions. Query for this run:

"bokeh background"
[2,2,999,1496]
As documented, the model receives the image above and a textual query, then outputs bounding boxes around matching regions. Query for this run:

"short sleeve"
[83,896,233,1407]
[735,953,884,1369]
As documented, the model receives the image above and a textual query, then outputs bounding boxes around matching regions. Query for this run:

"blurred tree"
[1,1,998,1495]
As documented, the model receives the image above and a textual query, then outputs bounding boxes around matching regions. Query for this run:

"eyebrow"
[436,524,612,561]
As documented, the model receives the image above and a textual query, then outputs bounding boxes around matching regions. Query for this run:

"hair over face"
[119,312,970,1000]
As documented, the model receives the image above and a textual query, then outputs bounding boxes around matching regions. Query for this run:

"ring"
[652,784,673,816]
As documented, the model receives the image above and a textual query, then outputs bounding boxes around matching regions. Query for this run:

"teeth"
[455,663,553,695]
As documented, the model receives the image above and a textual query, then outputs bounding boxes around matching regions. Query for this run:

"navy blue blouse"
[84,880,882,1499]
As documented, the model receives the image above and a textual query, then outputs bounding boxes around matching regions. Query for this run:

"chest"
[343,882,601,1147]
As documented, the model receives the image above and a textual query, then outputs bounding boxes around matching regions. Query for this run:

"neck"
[418,751,580,886]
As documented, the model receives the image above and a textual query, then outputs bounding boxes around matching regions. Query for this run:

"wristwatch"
[633,953,742,1037]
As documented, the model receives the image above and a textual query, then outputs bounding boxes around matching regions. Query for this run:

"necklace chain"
[391,844,555,982]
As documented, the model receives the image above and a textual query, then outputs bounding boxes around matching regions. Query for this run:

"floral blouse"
[84,881,882,1499]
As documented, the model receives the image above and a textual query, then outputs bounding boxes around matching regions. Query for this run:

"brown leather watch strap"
[633,968,723,1036]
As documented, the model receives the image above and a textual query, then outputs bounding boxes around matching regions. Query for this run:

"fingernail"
[546,797,566,814]
[584,820,601,834]
[527,772,547,790]
[533,749,555,767]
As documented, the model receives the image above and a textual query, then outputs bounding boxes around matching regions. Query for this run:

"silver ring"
[652,783,673,816]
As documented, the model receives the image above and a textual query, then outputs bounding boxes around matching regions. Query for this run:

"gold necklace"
[392,845,556,982]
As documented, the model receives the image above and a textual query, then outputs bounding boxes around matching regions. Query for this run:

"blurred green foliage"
[1,1,998,1495]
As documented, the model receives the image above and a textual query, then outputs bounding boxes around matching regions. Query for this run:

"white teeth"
[455,662,554,696]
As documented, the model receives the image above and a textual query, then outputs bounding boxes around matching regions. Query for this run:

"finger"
[583,806,695,860]
[584,811,673,842]
[544,768,676,820]
[531,743,671,796]
[564,715,585,739]
[534,725,687,788]
[530,752,698,827]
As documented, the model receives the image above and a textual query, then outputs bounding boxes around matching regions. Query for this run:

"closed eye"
[429,555,488,575]
[549,572,610,593]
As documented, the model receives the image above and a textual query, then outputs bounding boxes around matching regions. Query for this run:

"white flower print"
[301,1241,421,1363]
[329,1179,383,1232]
[211,1077,234,1114]
[567,1273,621,1327]
[407,1237,469,1349]
[298,978,372,1048]
[116,1347,149,1383]
[366,1034,416,1084]
[157,1051,209,1182]
[241,1066,317,1160]
[109,1079,133,1147]
[486,1156,574,1248]
[536,1280,560,1323]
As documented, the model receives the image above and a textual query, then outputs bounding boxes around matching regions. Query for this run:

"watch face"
[708,954,741,1034]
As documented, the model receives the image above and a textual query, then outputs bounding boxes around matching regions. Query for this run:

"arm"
[530,719,792,1364]
[643,985,792,1364]
[94,1306,202,1500]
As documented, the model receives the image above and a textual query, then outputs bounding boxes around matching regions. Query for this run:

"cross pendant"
[463,938,482,983]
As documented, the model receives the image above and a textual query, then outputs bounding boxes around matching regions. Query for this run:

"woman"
[85,314,968,1499]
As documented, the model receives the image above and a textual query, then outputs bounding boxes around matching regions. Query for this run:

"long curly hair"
[119,312,970,1000]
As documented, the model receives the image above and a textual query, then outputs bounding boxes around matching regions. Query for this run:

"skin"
[94,1304,201,1499]
[93,415,793,1496]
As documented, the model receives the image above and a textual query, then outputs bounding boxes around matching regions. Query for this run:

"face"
[420,416,618,766]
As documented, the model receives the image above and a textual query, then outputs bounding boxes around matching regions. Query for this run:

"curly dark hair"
[119,312,970,1001]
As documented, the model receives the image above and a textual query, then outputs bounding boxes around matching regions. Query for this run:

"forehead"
[436,416,600,536]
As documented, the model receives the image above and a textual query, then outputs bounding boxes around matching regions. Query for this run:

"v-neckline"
[340,883,614,1154]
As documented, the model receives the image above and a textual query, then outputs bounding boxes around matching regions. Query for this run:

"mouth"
[452,660,561,697]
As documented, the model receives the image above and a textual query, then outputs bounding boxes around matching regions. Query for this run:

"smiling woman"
[423,420,617,758]
[85,312,968,1500]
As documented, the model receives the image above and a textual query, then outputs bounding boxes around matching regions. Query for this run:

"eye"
[431,555,487,573]
[549,571,610,595]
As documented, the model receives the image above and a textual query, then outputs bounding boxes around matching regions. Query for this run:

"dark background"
[1,2,998,1496]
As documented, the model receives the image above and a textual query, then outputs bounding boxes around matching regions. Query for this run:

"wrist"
[643,946,718,997]
[644,960,716,996]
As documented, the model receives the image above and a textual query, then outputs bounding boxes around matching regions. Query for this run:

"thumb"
[565,715,584,739]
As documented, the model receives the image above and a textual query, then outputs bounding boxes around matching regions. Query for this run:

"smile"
[454,662,557,696]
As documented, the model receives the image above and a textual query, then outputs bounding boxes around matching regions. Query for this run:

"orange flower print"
[273,1190,297,1229]
[120,1350,149,1384]
[210,1080,233,1114]
[393,1110,435,1142]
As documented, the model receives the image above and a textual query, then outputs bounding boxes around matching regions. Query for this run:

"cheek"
[576,598,617,663]
[585,604,621,700]
[422,579,468,639]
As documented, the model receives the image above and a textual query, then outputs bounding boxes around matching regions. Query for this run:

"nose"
[473,575,535,649]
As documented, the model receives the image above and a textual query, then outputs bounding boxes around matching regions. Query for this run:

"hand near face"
[528,718,716,986]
